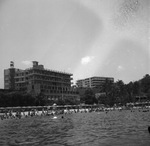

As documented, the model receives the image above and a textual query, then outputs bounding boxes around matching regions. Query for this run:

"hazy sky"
[0,0,149,88]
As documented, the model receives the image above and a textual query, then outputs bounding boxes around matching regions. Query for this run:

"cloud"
[81,56,95,65]
[22,60,32,66]
[117,65,125,72]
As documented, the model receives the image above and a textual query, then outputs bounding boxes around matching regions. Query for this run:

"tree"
[81,88,98,104]
[115,80,128,105]
[126,82,134,102]
[133,81,141,95]
[140,74,150,93]
[35,92,47,106]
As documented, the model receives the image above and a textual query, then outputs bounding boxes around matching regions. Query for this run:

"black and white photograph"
[0,0,150,145]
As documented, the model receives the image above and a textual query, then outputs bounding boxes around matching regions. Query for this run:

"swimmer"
[52,116,57,119]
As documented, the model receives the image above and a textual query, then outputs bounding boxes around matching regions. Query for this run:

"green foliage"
[97,74,150,106]
[56,97,79,105]
[140,74,150,93]
[81,88,98,104]
[35,92,47,106]
[0,91,47,107]
[80,74,150,107]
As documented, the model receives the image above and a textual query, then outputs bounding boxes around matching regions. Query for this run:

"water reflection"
[0,110,150,146]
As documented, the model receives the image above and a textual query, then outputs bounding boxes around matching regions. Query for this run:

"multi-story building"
[4,61,20,90]
[4,61,79,102]
[76,76,114,88]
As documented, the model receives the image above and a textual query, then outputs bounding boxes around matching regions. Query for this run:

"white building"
[76,76,114,88]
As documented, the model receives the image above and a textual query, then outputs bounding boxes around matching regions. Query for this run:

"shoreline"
[0,104,150,120]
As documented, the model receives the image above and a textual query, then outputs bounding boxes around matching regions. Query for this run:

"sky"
[0,0,149,88]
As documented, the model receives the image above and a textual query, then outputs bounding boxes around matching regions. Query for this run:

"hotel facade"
[4,61,79,101]
[76,76,114,88]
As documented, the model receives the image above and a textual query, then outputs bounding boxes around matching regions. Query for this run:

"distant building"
[76,76,114,88]
[4,61,79,102]
[134,95,148,102]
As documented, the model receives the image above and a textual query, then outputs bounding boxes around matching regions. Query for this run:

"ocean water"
[0,110,150,146]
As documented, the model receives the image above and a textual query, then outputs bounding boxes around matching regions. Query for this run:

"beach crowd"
[0,104,150,121]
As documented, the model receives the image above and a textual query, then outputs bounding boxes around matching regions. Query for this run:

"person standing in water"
[52,103,57,119]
